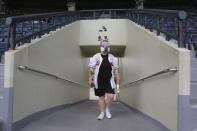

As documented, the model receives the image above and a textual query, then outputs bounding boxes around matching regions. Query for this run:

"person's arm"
[88,55,97,86]
[114,69,120,85]
[112,56,120,86]
[88,67,94,86]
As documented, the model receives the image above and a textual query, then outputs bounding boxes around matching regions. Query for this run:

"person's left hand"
[116,84,120,93]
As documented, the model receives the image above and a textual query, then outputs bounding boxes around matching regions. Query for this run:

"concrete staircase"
[190,51,197,130]
[0,63,4,131]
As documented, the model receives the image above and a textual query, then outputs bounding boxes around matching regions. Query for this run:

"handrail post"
[178,19,184,48]
[178,11,187,48]
[9,23,16,50]
[157,15,160,35]
[6,16,16,50]
[54,16,57,28]
[6,23,10,51]
[39,18,42,38]
[93,11,96,19]
[32,20,34,39]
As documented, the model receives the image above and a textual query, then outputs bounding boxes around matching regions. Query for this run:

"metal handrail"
[5,9,190,50]
[6,11,70,24]
[79,8,184,16]
[18,65,87,87]
[6,9,187,25]
[121,67,178,87]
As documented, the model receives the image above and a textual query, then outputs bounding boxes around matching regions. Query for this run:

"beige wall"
[119,20,190,131]
[4,21,89,122]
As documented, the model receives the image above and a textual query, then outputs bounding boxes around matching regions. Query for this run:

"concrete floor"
[19,100,169,131]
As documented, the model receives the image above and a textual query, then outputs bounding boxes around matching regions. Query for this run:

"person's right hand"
[88,78,93,87]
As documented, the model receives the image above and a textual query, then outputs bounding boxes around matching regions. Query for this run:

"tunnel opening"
[0,9,196,131]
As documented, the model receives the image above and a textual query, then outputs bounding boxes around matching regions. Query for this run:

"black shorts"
[94,84,115,97]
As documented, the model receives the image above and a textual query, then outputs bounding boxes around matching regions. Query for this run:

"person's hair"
[100,40,109,46]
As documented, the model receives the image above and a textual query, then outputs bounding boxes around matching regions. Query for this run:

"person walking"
[88,40,120,120]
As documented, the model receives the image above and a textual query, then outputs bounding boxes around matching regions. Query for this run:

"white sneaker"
[105,108,112,119]
[97,112,105,120]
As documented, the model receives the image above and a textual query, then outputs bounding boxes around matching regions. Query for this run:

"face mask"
[100,47,110,52]
[100,47,105,52]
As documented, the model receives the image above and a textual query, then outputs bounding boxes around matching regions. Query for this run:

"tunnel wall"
[4,21,89,123]
[119,20,190,131]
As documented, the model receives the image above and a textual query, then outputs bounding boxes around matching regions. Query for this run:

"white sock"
[105,108,112,118]
[106,107,110,112]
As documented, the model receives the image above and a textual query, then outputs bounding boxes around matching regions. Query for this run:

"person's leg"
[105,93,115,109]
[98,95,105,112]
[97,95,105,120]
[105,93,115,118]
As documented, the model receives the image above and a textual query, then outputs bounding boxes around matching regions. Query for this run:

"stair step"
[190,106,197,130]
[0,95,3,100]
[190,97,197,106]
[191,57,197,82]
[191,57,197,64]
[191,63,197,68]
[192,105,197,109]
[191,63,197,69]
[191,69,197,81]
[191,59,197,63]
[191,83,197,97]
[0,88,3,100]
[191,50,196,58]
